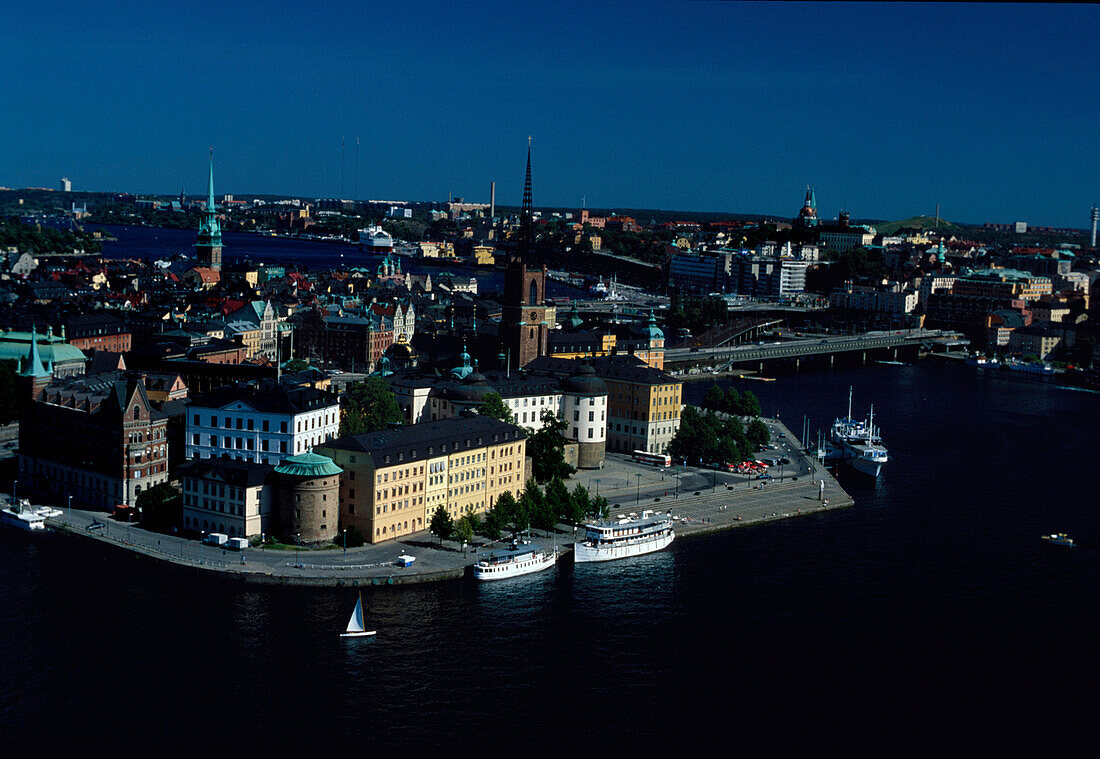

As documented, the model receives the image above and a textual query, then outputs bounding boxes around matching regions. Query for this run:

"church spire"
[21,325,51,380]
[206,148,216,212]
[196,149,223,269]
[518,137,534,259]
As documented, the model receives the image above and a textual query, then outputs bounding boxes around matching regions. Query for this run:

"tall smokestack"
[490,181,496,220]
[1091,204,1098,248]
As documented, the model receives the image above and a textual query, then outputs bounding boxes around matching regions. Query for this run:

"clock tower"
[501,140,549,369]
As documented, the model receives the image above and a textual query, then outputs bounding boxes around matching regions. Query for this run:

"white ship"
[358,225,394,253]
[573,510,674,563]
[1,498,47,533]
[830,388,889,478]
[473,543,559,580]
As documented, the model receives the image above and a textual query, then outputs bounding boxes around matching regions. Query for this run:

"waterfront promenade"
[38,417,853,587]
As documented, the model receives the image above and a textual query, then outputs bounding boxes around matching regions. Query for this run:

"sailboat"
[340,592,376,638]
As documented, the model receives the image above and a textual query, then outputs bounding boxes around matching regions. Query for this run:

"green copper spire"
[196,149,222,249]
[22,325,52,379]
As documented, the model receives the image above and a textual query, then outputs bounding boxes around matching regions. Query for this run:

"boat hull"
[573,531,674,563]
[1,508,47,532]
[340,631,377,638]
[849,456,884,478]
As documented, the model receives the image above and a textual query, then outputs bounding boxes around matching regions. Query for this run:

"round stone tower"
[274,451,343,545]
[561,362,607,469]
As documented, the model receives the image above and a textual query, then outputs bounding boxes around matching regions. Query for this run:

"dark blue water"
[95,224,589,299]
[2,362,1095,748]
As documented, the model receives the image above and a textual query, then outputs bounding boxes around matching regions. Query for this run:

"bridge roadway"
[665,328,960,369]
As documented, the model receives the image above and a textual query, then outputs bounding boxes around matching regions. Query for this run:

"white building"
[186,383,341,465]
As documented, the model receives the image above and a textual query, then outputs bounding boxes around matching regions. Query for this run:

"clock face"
[530,311,537,321]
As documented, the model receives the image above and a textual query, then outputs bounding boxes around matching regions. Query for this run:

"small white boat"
[1,499,47,533]
[473,545,558,581]
[340,593,376,638]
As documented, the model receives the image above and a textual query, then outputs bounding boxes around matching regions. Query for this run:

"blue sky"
[2,1,1097,228]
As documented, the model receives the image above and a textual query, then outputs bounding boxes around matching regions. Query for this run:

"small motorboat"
[1041,533,1076,547]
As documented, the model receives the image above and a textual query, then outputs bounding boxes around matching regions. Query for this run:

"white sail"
[346,595,365,634]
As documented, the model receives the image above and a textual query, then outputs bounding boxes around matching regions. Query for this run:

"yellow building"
[595,357,682,454]
[471,244,495,265]
[550,309,665,369]
[316,416,527,544]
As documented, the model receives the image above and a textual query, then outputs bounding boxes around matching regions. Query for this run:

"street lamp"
[635,473,642,508]
[200,531,205,565]
[343,528,347,556]
[296,533,301,568]
[67,494,72,525]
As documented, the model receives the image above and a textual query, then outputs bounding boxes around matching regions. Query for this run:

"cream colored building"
[316,416,527,544]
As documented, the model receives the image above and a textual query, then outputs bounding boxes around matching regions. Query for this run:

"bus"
[633,450,671,467]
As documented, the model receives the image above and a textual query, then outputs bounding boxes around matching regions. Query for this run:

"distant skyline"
[3,1,1098,228]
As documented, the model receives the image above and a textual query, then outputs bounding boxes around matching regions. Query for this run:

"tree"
[746,418,770,450]
[702,384,726,412]
[457,515,475,546]
[135,482,182,531]
[523,479,556,532]
[429,505,455,545]
[340,377,404,435]
[484,490,517,540]
[567,483,591,525]
[283,358,310,373]
[543,477,572,523]
[343,525,367,548]
[479,392,515,424]
[737,389,761,417]
[527,409,576,482]
[590,494,611,520]
[724,386,742,414]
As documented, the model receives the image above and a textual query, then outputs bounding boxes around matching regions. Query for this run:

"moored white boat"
[830,387,889,478]
[574,510,674,563]
[473,545,559,580]
[1,499,47,533]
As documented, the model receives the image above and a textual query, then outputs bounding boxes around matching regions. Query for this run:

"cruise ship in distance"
[829,387,889,478]
[358,225,394,254]
[573,510,675,563]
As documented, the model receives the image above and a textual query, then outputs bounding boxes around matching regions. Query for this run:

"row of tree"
[430,476,609,545]
[669,406,769,467]
[701,384,761,418]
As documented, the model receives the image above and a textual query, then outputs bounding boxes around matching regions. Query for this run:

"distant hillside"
[873,215,967,236]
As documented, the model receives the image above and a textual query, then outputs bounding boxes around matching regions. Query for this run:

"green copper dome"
[274,451,343,478]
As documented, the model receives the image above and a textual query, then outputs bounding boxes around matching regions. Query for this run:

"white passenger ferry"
[473,544,559,581]
[574,510,675,563]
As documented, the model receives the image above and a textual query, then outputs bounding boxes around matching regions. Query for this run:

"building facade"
[185,382,341,464]
[180,457,275,538]
[315,416,528,544]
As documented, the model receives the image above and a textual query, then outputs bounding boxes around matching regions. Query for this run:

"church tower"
[196,150,223,270]
[16,325,52,404]
[501,139,550,369]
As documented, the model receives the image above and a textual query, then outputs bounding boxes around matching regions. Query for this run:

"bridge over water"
[665,329,968,372]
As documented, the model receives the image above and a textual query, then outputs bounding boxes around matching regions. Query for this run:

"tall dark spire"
[518,136,534,258]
